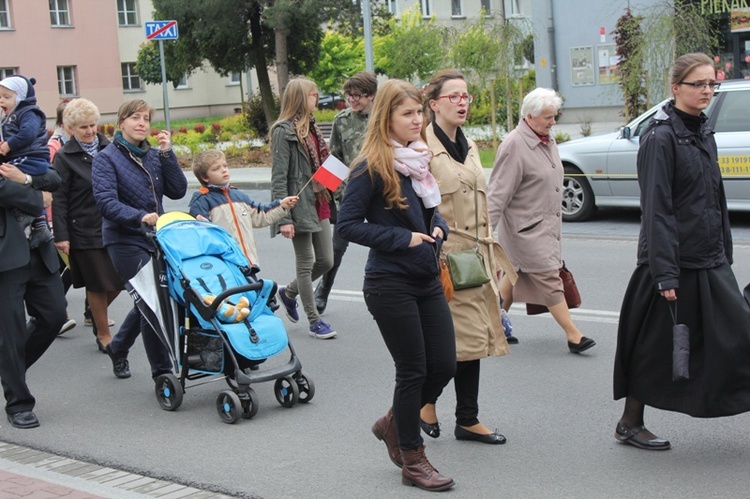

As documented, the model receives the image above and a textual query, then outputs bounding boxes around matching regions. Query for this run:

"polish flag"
[312,155,349,191]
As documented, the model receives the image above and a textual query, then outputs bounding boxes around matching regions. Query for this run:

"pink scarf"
[392,139,441,208]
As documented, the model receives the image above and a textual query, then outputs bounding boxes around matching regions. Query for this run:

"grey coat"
[270,121,322,236]
[487,120,563,273]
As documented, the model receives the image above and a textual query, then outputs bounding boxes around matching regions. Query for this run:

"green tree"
[375,6,445,83]
[639,0,723,104]
[309,31,365,94]
[613,8,648,121]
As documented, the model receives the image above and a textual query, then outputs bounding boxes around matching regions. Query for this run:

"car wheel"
[562,166,596,222]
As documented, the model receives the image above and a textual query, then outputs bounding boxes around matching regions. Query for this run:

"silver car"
[558,79,750,221]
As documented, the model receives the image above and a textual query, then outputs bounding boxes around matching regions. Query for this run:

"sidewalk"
[0,442,236,498]
[194,121,624,192]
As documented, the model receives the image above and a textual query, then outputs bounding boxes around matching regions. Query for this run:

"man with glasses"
[314,71,377,314]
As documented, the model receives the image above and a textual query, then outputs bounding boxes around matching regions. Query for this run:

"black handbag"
[446,181,490,290]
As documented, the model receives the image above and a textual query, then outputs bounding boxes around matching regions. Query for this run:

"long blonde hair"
[352,79,425,210]
[270,77,318,143]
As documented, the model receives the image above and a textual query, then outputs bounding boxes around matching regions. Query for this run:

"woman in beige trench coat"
[487,87,595,354]
[420,70,517,445]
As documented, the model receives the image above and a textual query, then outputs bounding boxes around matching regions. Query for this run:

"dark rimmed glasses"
[679,81,721,91]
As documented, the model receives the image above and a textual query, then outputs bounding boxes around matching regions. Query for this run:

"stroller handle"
[210,283,264,308]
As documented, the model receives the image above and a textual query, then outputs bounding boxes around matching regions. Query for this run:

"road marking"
[326,290,621,325]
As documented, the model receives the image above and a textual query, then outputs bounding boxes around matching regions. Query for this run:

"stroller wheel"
[240,388,259,419]
[216,390,242,424]
[274,376,299,408]
[294,372,315,404]
[154,374,183,411]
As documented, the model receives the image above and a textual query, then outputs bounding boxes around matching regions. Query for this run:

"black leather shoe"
[615,422,671,450]
[506,335,519,344]
[105,345,131,379]
[568,336,596,354]
[455,425,506,444]
[420,418,440,438]
[7,411,40,429]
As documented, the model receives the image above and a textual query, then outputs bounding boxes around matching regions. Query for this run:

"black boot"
[314,263,340,314]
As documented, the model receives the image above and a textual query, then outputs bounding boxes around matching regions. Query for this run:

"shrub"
[106,124,115,136]
[150,129,160,136]
[97,125,105,134]
[555,132,571,143]
[200,130,216,143]
[243,91,279,139]
[313,109,337,123]
[219,130,233,142]
[224,144,245,158]
[178,126,188,134]
[193,123,206,134]
[172,130,204,156]
[211,122,222,135]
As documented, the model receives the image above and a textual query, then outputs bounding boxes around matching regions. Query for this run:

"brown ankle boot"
[371,408,403,468]
[400,445,454,491]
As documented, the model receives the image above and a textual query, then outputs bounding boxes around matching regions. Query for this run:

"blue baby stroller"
[134,213,314,424]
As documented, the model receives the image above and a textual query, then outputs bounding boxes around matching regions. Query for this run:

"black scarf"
[671,104,705,135]
[433,120,469,163]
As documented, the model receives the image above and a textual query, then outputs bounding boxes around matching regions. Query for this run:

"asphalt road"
[2,192,750,498]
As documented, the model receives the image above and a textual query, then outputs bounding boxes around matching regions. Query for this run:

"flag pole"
[296,176,315,197]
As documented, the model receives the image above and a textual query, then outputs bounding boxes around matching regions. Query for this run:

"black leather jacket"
[636,102,732,291]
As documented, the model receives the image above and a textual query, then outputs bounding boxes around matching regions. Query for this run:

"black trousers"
[364,278,456,450]
[428,359,482,427]
[0,249,66,414]
[107,243,172,377]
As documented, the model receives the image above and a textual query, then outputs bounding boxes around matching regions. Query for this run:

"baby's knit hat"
[0,76,28,104]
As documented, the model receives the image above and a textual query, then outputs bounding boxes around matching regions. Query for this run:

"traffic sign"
[145,20,178,41]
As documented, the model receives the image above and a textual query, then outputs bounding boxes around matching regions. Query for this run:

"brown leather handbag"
[526,261,581,315]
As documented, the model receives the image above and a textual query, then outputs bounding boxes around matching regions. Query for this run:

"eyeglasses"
[345,93,368,101]
[436,93,474,104]
[679,81,721,91]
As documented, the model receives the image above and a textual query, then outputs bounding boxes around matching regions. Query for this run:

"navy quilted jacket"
[92,140,187,250]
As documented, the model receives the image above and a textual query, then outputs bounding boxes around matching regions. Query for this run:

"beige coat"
[427,124,515,362]
[487,120,563,273]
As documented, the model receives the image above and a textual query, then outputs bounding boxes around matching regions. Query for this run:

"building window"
[228,72,241,85]
[49,0,71,27]
[121,63,142,91]
[451,0,463,17]
[0,0,10,29]
[117,0,138,26]
[480,0,491,15]
[420,0,431,17]
[57,66,77,97]
[386,0,398,15]
[176,73,189,89]
[0,67,17,79]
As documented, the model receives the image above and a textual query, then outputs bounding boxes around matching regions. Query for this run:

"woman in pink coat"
[487,88,595,354]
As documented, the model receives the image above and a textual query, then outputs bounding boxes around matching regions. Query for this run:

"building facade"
[528,0,750,122]
[0,0,257,126]
[387,0,504,24]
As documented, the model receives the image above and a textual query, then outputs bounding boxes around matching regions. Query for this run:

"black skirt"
[614,263,750,418]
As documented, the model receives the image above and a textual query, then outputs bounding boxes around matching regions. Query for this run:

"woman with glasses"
[270,77,336,339]
[613,53,750,450]
[488,88,596,354]
[419,69,513,446]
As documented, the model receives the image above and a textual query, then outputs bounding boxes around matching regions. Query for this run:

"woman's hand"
[156,130,171,151]
[280,196,299,209]
[0,141,9,155]
[42,191,53,208]
[55,241,70,255]
[431,227,444,240]
[0,163,26,183]
[280,223,295,239]
[142,212,159,226]
[409,232,435,247]
[660,289,677,301]
[195,214,208,222]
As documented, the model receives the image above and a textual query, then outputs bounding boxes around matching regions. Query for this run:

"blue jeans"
[107,243,172,377]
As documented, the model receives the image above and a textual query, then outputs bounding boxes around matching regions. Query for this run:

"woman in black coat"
[52,98,123,352]
[613,53,750,450]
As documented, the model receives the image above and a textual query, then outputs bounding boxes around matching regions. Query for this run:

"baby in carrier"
[0,75,53,248]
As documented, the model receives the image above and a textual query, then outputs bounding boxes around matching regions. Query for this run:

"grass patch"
[151,116,229,131]
[479,147,495,169]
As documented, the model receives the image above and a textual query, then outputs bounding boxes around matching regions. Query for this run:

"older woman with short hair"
[487,88,595,354]
[52,98,123,352]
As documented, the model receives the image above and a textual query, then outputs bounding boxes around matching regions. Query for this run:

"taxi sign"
[146,20,179,40]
